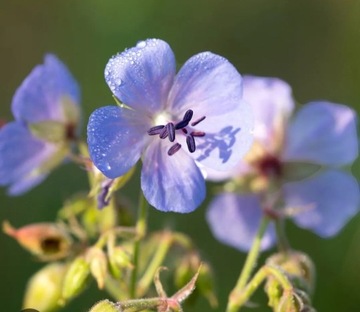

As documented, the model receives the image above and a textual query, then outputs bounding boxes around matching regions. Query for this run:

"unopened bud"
[174,255,197,290]
[277,292,300,312]
[196,262,218,307]
[86,247,108,289]
[174,254,217,307]
[23,262,66,311]
[266,251,315,294]
[88,299,120,312]
[3,221,72,260]
[109,246,133,277]
[60,256,90,304]
[277,289,315,312]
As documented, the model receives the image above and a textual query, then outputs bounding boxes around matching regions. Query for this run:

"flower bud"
[88,299,120,312]
[109,246,133,273]
[60,256,91,304]
[266,251,315,294]
[196,262,218,307]
[23,262,66,312]
[277,292,301,312]
[3,221,72,261]
[277,289,315,312]
[174,254,217,307]
[86,247,108,289]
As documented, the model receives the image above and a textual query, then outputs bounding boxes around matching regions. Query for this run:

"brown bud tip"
[3,221,72,261]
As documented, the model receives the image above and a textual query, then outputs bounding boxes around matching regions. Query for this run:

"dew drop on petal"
[136,41,147,48]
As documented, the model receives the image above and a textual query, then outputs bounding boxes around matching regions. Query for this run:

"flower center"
[147,109,206,156]
[256,154,282,178]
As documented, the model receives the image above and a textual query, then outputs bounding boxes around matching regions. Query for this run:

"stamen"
[186,135,196,153]
[183,109,194,122]
[148,125,165,135]
[190,131,205,137]
[175,109,193,129]
[168,143,182,156]
[191,116,206,126]
[159,127,169,139]
[167,122,175,142]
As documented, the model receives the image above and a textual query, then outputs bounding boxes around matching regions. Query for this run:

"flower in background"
[0,55,81,195]
[87,39,253,213]
[207,76,359,251]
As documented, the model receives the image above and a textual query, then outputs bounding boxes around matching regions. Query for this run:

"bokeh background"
[1,1,360,311]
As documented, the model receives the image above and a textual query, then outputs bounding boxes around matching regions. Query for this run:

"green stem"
[234,264,293,307]
[226,216,270,312]
[275,219,290,253]
[137,231,173,297]
[130,191,148,298]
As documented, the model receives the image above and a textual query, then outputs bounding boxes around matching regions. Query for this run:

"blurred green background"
[1,0,360,311]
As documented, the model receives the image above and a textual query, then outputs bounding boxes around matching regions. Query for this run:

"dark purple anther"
[191,116,206,126]
[175,109,193,129]
[148,125,165,135]
[147,109,206,157]
[191,131,205,137]
[183,109,193,122]
[168,143,182,156]
[159,127,169,139]
[186,135,196,153]
[167,122,175,142]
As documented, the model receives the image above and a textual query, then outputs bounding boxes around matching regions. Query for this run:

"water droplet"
[136,41,147,48]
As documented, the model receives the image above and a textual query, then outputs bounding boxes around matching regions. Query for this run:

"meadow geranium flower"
[87,39,253,213]
[0,55,81,195]
[207,76,359,251]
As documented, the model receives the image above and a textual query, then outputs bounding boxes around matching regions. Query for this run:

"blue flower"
[207,76,359,251]
[87,39,254,213]
[0,55,81,195]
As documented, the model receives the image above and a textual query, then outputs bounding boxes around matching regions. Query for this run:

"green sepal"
[61,95,80,124]
[29,121,67,143]
[282,161,322,183]
[23,262,66,312]
[60,256,91,304]
[112,94,132,110]
[89,166,136,209]
[88,299,120,312]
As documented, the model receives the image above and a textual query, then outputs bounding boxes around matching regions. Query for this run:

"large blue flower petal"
[187,99,254,171]
[105,39,176,114]
[206,193,276,251]
[169,52,243,116]
[12,54,80,123]
[283,101,358,166]
[87,106,150,179]
[167,52,253,171]
[141,140,205,213]
[0,122,57,195]
[284,170,360,237]
[242,75,294,146]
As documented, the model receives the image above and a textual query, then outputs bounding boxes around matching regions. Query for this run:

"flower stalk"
[130,191,149,298]
[226,216,270,312]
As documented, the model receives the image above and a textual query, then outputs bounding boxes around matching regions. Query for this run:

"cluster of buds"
[4,191,216,311]
[265,251,316,312]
